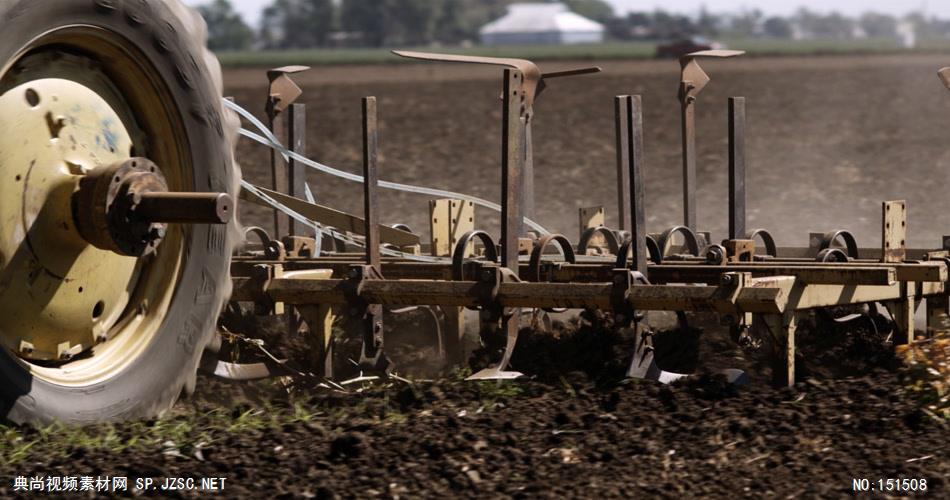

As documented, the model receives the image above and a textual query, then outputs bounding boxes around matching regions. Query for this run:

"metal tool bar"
[231,261,903,287]
[614,96,631,232]
[649,265,895,285]
[662,260,945,282]
[728,97,746,240]
[241,278,786,314]
[696,261,947,282]
[628,95,649,274]
[767,247,939,261]
[362,97,381,267]
[288,103,307,236]
[135,192,233,224]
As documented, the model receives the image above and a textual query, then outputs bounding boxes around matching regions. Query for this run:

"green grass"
[215,37,950,68]
[0,402,318,466]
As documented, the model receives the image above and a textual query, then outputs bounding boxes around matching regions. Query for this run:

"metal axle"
[134,192,233,224]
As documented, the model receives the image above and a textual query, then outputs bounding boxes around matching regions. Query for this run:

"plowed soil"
[229,54,950,248]
[0,318,946,498]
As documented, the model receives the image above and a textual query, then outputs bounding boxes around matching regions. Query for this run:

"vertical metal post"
[766,312,797,387]
[362,97,380,268]
[501,69,525,272]
[269,111,290,238]
[680,82,697,232]
[288,103,307,236]
[358,96,386,372]
[523,121,535,225]
[728,97,746,240]
[614,96,631,232]
[628,95,648,275]
[469,68,526,380]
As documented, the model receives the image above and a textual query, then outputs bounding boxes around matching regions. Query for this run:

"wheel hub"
[73,157,170,257]
[0,78,140,361]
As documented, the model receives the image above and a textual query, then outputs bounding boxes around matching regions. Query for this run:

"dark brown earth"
[0,317,945,498]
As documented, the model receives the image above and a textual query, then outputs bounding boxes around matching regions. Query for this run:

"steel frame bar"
[728,97,746,240]
[232,260,937,286]
[680,82,697,231]
[614,96,631,232]
[241,277,787,313]
[626,95,649,274]
[288,103,307,236]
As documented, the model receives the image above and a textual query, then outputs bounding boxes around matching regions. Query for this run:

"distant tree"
[341,0,440,46]
[563,0,614,23]
[795,8,853,39]
[651,10,696,39]
[341,0,388,46]
[260,0,335,49]
[730,9,763,37]
[763,16,792,38]
[901,12,949,38]
[435,0,472,44]
[859,12,898,38]
[387,0,441,46]
[196,0,254,51]
[696,5,720,36]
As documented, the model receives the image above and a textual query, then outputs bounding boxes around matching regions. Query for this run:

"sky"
[186,1,950,29]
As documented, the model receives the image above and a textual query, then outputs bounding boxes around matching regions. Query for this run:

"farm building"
[480,3,606,45]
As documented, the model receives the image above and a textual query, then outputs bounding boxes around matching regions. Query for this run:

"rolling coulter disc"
[0,0,238,424]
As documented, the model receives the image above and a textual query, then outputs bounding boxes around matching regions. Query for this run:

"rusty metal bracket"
[392,50,600,115]
[266,65,310,120]
[468,265,524,380]
[345,264,390,374]
[882,200,907,263]
[678,50,744,103]
[723,239,755,262]
[611,268,650,327]
[939,67,950,90]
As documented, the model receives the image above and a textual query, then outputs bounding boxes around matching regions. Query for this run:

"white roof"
[480,3,605,35]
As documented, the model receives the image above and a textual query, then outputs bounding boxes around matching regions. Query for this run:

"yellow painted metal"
[0,31,190,386]
[0,79,136,359]
[430,199,474,258]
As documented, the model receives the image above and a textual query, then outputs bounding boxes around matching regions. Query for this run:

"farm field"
[231,53,950,250]
[1,53,948,497]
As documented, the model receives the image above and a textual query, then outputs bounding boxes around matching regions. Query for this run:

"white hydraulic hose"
[241,181,447,263]
[223,98,550,235]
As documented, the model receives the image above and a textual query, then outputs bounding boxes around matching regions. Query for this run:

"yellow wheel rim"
[0,27,192,386]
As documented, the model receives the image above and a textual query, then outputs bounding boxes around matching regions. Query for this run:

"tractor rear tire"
[0,0,239,424]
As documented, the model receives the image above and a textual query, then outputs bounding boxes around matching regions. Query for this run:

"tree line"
[196,0,950,51]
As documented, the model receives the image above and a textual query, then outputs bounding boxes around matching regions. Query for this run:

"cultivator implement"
[223,50,950,388]
[2,0,948,424]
